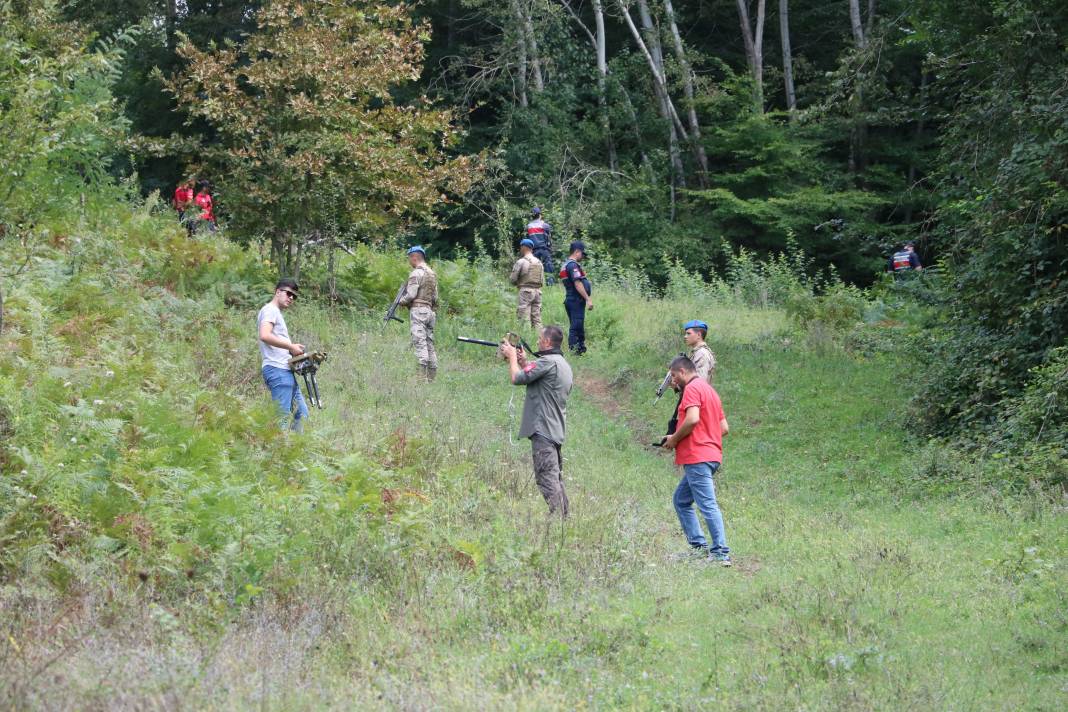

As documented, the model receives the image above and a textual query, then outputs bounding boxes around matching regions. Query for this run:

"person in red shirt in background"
[193,180,217,233]
[660,354,732,566]
[173,179,194,234]
[173,179,193,219]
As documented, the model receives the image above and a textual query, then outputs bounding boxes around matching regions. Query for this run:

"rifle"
[382,283,405,325]
[457,332,539,358]
[288,351,327,409]
[653,353,685,404]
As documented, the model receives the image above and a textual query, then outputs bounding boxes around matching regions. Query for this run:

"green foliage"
[0,2,132,255]
[909,0,1068,458]
[156,0,478,277]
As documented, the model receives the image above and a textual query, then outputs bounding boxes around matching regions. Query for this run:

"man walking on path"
[560,241,593,355]
[510,238,545,331]
[500,325,574,516]
[660,355,731,566]
[526,207,555,284]
[257,278,309,432]
[683,319,716,384]
[397,245,439,381]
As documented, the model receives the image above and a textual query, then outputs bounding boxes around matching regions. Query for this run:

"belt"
[411,299,434,308]
[518,284,542,290]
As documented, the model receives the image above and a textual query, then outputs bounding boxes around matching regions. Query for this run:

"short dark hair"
[275,277,299,292]
[688,326,708,339]
[670,355,696,374]
[541,325,564,348]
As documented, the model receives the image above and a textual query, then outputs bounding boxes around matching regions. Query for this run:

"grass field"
[2,216,1066,709]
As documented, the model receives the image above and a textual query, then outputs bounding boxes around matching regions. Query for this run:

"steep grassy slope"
[2,204,1065,709]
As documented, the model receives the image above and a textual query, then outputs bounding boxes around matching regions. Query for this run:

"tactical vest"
[413,266,438,307]
[518,254,544,288]
[892,251,913,272]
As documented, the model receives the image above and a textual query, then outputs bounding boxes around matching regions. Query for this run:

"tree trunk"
[848,0,874,176]
[663,0,709,181]
[512,1,530,107]
[619,0,688,187]
[165,0,177,52]
[327,234,338,303]
[592,0,618,171]
[735,0,766,113]
[849,0,867,49]
[904,70,928,224]
[523,5,545,93]
[780,0,797,114]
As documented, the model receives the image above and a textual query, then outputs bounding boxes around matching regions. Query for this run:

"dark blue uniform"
[560,258,591,353]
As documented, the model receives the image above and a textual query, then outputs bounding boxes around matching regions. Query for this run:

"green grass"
[1,207,1066,709]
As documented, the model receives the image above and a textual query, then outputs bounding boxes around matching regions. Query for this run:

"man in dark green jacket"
[499,325,575,516]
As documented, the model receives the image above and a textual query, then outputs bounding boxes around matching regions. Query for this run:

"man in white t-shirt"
[257,278,308,432]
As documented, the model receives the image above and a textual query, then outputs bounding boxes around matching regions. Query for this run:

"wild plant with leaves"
[158,0,479,278]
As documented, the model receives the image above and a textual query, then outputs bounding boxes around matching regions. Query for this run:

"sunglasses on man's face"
[281,290,298,300]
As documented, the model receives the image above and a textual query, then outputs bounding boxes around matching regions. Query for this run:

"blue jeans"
[673,462,729,555]
[262,365,309,432]
[563,296,586,352]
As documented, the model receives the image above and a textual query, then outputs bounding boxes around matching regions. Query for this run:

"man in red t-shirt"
[660,354,732,566]
[193,181,217,233]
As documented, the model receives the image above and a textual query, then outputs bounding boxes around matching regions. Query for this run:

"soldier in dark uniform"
[559,241,592,355]
[525,207,555,285]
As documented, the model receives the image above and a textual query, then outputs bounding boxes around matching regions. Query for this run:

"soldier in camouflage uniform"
[682,320,716,384]
[509,239,545,331]
[398,245,439,381]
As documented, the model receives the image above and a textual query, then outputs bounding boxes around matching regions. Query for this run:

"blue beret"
[519,239,535,248]
[406,245,426,256]
[683,320,709,331]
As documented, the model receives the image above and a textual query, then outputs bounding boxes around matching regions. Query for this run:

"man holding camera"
[660,355,731,566]
[499,325,574,516]
[257,278,308,432]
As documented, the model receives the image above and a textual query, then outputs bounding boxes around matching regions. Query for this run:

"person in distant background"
[193,180,217,233]
[526,207,555,285]
[887,241,922,274]
[257,278,308,433]
[683,320,716,384]
[173,179,194,233]
[510,238,545,332]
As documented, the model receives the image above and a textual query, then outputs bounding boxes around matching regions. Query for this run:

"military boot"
[426,367,437,382]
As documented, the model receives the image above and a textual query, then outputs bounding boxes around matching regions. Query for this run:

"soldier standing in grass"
[499,325,574,516]
[510,238,544,332]
[560,241,592,355]
[660,355,731,566]
[397,245,439,381]
[257,278,309,432]
[683,319,716,384]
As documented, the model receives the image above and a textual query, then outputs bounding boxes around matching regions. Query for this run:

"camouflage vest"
[518,254,544,288]
[413,265,438,307]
